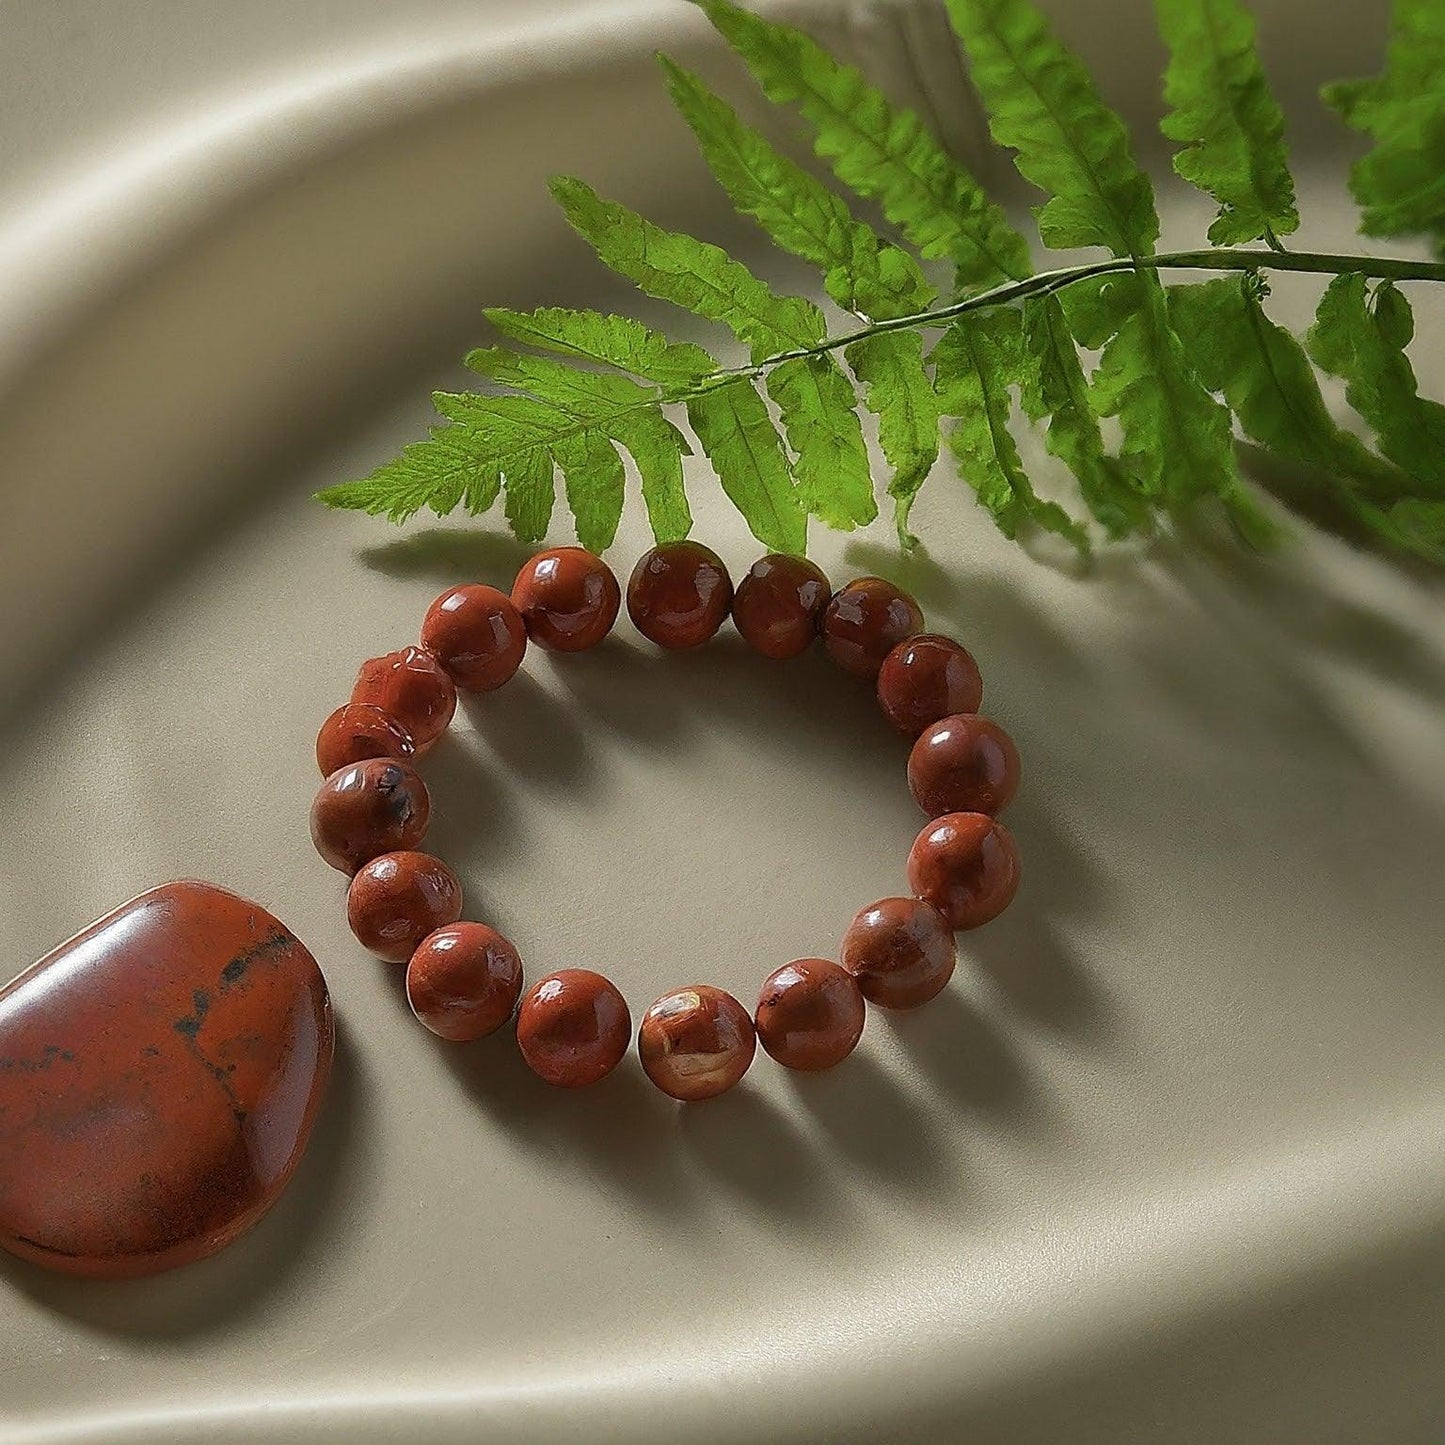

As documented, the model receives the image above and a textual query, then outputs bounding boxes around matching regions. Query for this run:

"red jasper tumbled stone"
[821,577,924,680]
[516,969,631,1087]
[906,812,1022,931]
[638,985,756,1101]
[346,851,463,963]
[420,584,528,693]
[731,553,831,659]
[351,645,456,753]
[627,542,734,650]
[407,923,524,1041]
[876,634,984,737]
[511,547,621,653]
[315,702,416,778]
[840,896,957,1009]
[310,757,430,874]
[0,881,333,1278]
[907,714,1021,818]
[754,959,866,1071]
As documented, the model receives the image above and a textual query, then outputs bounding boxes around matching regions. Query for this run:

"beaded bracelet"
[308,543,1022,1102]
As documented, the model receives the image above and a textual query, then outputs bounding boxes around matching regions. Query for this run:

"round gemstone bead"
[511,547,620,652]
[346,851,463,963]
[907,714,1020,818]
[516,969,631,1087]
[876,634,984,737]
[840,897,957,1009]
[626,541,734,650]
[315,703,416,778]
[637,985,756,1101]
[420,584,527,692]
[907,812,1022,931]
[407,923,523,1041]
[821,577,924,680]
[351,645,456,753]
[730,553,830,659]
[754,959,866,1071]
[310,758,430,874]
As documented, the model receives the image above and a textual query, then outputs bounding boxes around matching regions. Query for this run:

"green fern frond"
[694,0,1031,288]
[1156,0,1298,246]
[1326,0,1445,256]
[318,0,1445,578]
[934,309,1090,550]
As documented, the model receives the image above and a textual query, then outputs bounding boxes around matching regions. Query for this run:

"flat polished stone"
[0,881,333,1278]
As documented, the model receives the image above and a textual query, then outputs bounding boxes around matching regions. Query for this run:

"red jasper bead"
[310,758,430,874]
[908,714,1021,818]
[627,542,734,650]
[407,923,523,1041]
[821,577,924,680]
[346,851,463,963]
[730,553,830,659]
[840,897,956,1009]
[420,584,527,692]
[876,634,984,737]
[907,812,1021,931]
[352,645,456,753]
[516,970,631,1087]
[754,959,865,1070]
[315,702,416,778]
[511,547,621,653]
[638,985,756,1101]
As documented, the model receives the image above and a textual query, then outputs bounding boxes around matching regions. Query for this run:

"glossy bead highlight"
[346,851,463,963]
[876,634,984,736]
[638,986,756,1101]
[315,702,416,778]
[420,584,527,692]
[351,645,457,753]
[627,541,734,649]
[906,812,1021,930]
[731,554,830,659]
[908,714,1020,818]
[407,923,524,1041]
[310,758,430,874]
[516,969,631,1087]
[840,897,956,1009]
[755,959,865,1070]
[821,577,924,680]
[511,547,620,652]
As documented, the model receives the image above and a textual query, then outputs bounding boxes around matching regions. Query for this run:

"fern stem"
[699,248,1445,384]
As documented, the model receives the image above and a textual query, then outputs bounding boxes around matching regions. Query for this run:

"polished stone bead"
[346,851,463,963]
[907,812,1022,930]
[754,958,865,1071]
[0,881,333,1278]
[310,757,430,874]
[821,577,924,680]
[876,634,984,737]
[840,896,956,1009]
[627,542,734,650]
[511,547,620,652]
[730,553,831,659]
[908,714,1021,818]
[516,969,630,1087]
[638,985,756,1101]
[420,584,528,693]
[407,923,523,1041]
[351,645,457,752]
[315,702,416,779]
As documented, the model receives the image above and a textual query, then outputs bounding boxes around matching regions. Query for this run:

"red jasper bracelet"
[309,543,1022,1101]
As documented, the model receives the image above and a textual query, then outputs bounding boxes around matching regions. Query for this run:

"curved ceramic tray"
[2,1,1443,1440]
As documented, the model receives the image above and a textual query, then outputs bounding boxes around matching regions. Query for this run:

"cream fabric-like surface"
[1,2,1442,1441]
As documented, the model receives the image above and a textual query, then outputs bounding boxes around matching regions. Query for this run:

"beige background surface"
[1,1,1443,1440]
